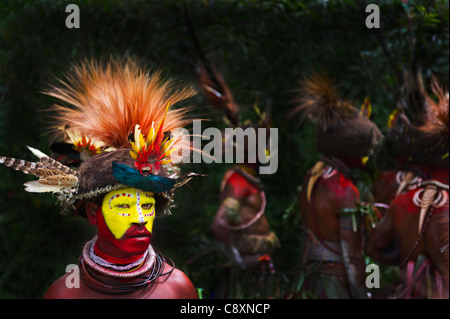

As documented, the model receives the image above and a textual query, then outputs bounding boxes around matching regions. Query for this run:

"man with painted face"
[0,59,199,298]
[94,188,156,260]
[44,187,196,298]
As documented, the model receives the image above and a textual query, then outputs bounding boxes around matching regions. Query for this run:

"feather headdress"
[47,58,194,150]
[421,80,449,149]
[410,79,449,168]
[289,72,357,132]
[290,72,382,160]
[0,146,78,193]
[386,77,449,169]
[197,63,241,127]
[1,58,201,215]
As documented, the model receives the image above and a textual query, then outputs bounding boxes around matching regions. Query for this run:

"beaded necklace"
[82,236,156,278]
[90,239,149,271]
[79,237,174,294]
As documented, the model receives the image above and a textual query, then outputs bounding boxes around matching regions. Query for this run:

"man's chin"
[117,236,151,255]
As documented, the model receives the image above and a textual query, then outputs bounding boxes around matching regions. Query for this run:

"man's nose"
[129,210,146,224]
[131,221,148,227]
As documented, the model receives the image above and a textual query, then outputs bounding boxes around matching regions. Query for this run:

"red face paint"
[95,206,152,259]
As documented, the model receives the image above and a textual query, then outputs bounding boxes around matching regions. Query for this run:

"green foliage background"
[0,0,448,298]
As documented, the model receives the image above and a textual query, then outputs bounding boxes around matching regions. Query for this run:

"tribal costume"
[366,79,449,299]
[196,59,279,298]
[220,165,280,270]
[0,58,201,298]
[290,72,382,298]
[371,100,425,215]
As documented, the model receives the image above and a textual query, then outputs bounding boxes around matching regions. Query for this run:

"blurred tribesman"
[289,72,382,299]
[197,62,280,298]
[366,79,449,299]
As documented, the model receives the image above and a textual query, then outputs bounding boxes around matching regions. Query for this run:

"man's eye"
[116,204,130,209]
[141,203,154,210]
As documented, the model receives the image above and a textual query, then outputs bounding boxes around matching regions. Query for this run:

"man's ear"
[85,202,99,225]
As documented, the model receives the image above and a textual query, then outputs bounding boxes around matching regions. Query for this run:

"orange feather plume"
[45,58,196,151]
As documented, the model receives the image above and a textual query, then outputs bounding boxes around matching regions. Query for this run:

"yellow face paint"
[101,188,156,239]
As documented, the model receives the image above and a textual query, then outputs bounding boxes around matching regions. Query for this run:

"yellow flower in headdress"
[130,103,177,175]
[66,129,105,161]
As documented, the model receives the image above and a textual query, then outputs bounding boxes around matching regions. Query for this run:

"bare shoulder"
[43,273,80,299]
[43,276,64,299]
[156,265,199,299]
[43,263,199,299]
[320,172,360,207]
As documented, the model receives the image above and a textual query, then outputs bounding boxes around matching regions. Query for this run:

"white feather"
[24,181,66,193]
[27,146,48,159]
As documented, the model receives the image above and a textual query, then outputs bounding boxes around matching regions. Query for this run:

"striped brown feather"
[0,156,43,174]
[38,174,78,186]
[39,156,78,176]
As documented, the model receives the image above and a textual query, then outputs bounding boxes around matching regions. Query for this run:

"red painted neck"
[93,240,146,265]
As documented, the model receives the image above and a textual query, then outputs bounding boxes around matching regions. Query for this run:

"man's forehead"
[105,188,155,198]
